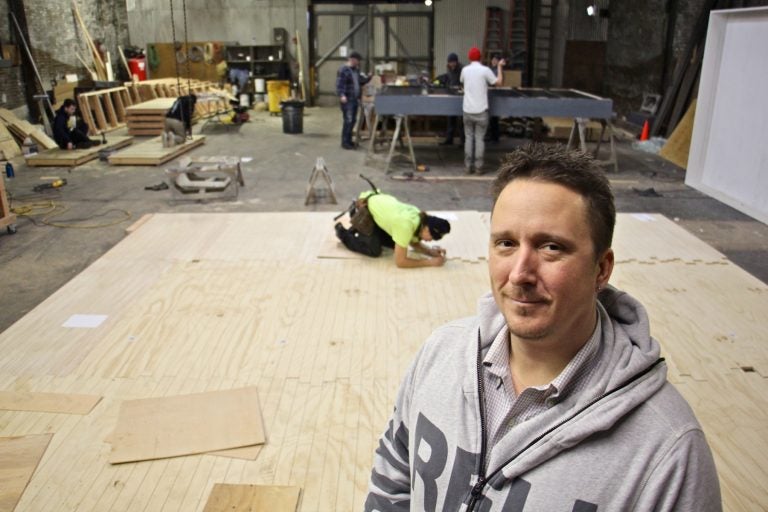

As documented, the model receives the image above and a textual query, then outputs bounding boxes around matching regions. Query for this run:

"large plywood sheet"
[25,137,133,167]
[108,135,205,166]
[0,213,764,511]
[109,386,265,464]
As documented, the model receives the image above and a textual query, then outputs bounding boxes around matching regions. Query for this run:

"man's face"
[349,57,360,68]
[419,225,433,242]
[447,60,457,71]
[491,57,499,67]
[65,104,76,116]
[488,179,613,344]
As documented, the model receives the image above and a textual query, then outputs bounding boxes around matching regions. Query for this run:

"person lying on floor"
[52,99,102,150]
[335,190,451,268]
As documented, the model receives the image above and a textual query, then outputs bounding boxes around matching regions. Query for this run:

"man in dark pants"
[336,51,371,150]
[335,190,451,268]
[437,52,463,146]
[52,99,101,150]
[163,94,197,147]
[486,53,502,144]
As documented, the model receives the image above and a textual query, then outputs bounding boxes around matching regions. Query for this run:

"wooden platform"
[25,137,134,167]
[108,135,205,166]
[0,212,765,511]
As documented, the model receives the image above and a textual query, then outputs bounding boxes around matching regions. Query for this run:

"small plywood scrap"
[660,99,697,169]
[25,136,133,167]
[108,386,265,464]
[0,434,53,512]
[203,484,301,512]
[0,108,57,149]
[0,390,101,414]
[108,135,205,166]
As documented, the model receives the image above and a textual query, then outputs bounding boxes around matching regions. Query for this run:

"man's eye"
[495,240,515,248]
[542,243,562,251]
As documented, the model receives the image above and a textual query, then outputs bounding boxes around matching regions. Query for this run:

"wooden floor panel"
[0,212,765,511]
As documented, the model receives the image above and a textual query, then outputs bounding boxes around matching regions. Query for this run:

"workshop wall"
[0,2,27,110]
[0,0,130,113]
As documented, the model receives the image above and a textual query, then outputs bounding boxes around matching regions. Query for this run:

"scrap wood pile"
[0,108,57,158]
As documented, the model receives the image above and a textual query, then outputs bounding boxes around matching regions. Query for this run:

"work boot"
[334,222,347,241]
[161,132,168,148]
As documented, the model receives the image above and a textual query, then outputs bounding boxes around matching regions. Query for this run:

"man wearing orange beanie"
[460,47,505,173]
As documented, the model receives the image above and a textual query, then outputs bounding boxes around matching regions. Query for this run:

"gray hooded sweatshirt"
[365,287,721,511]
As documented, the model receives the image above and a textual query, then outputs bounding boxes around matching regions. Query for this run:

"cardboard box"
[502,70,522,88]
[543,117,609,142]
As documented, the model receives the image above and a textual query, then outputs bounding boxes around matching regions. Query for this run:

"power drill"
[33,179,67,192]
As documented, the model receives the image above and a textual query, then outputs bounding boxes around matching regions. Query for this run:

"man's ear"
[596,248,614,290]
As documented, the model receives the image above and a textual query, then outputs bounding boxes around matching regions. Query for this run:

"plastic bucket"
[281,101,304,134]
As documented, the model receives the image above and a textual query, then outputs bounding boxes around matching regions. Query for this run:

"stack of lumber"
[125,98,196,136]
[77,86,134,135]
[0,122,21,160]
[0,108,57,150]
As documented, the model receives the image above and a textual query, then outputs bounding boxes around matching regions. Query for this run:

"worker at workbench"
[335,190,451,268]
[52,99,101,150]
[437,53,463,146]
[461,47,505,173]
[336,51,371,150]
[163,94,197,147]
[486,53,503,144]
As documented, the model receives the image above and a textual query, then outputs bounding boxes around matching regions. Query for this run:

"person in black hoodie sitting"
[163,94,197,147]
[53,99,101,150]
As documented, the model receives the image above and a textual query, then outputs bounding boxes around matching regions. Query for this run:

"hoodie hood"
[473,286,667,478]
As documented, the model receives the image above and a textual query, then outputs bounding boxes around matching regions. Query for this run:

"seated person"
[52,99,101,150]
[163,94,197,147]
[335,190,451,268]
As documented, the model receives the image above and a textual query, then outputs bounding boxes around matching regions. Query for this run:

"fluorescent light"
[425,0,433,6]
[586,4,596,16]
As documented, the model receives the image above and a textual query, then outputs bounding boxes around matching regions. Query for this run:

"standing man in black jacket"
[438,52,463,146]
[336,51,371,150]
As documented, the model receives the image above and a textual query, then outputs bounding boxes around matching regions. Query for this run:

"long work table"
[367,87,617,173]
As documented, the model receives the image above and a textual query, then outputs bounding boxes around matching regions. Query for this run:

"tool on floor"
[305,157,338,206]
[33,179,67,192]
[165,156,243,201]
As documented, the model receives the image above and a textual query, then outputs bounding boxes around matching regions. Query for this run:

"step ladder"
[507,0,529,85]
[483,7,505,64]
[531,0,554,86]
[305,157,338,206]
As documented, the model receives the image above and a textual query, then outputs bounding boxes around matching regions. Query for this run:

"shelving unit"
[226,44,290,91]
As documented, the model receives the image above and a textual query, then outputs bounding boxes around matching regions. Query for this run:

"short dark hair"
[349,51,362,61]
[63,99,77,109]
[491,143,615,256]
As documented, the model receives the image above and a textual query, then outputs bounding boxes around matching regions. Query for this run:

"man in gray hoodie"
[365,144,721,511]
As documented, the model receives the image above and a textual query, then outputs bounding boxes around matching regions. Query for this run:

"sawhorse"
[567,117,619,173]
[305,157,338,205]
[365,113,417,174]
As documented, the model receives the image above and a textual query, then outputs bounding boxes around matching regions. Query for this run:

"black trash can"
[281,100,304,134]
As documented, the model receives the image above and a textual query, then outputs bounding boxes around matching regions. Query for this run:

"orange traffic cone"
[639,120,650,141]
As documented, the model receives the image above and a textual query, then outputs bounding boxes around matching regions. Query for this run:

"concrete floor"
[1,106,767,333]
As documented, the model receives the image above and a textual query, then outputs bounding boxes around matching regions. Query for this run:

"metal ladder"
[483,7,505,64]
[532,0,554,86]
[507,0,528,84]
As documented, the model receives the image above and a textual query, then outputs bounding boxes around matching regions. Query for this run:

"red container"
[127,57,147,81]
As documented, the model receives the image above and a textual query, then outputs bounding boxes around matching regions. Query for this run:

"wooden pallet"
[77,87,134,136]
[108,135,205,166]
[25,136,133,167]
[0,108,57,150]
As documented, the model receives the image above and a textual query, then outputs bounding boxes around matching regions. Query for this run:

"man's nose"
[508,245,538,286]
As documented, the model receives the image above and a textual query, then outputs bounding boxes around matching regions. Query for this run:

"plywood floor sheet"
[108,135,205,166]
[25,137,133,167]
[0,212,765,511]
